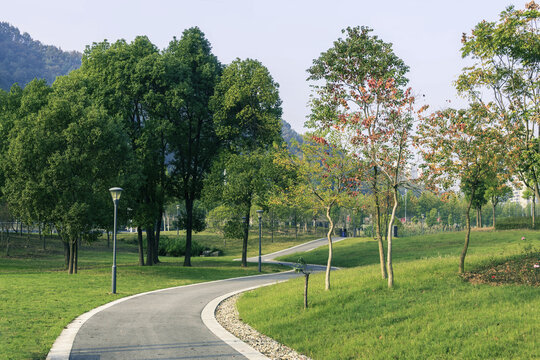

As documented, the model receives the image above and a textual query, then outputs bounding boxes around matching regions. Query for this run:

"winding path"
[47,236,344,360]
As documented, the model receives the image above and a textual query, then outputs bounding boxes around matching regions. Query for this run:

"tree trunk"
[241,202,251,267]
[184,198,194,267]
[137,227,145,266]
[146,225,155,266]
[39,223,44,251]
[154,214,162,264]
[271,212,274,243]
[107,230,110,248]
[492,202,496,228]
[325,205,334,291]
[304,273,310,309]
[373,167,387,279]
[479,207,483,228]
[68,239,75,274]
[460,196,474,273]
[74,238,78,274]
[386,187,399,288]
[64,240,70,268]
[532,193,536,229]
[5,231,9,257]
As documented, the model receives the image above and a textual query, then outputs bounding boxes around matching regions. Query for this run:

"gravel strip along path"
[215,294,312,360]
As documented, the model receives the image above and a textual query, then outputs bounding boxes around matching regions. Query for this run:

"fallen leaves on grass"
[462,253,539,286]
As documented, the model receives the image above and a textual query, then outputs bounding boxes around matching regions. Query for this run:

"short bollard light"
[294,257,311,309]
[109,187,123,294]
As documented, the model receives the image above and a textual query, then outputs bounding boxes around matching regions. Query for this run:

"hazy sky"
[3,0,520,133]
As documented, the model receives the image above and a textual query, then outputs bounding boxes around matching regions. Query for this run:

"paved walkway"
[47,236,344,360]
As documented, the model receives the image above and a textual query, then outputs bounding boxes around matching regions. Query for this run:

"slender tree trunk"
[460,196,474,273]
[154,215,162,264]
[137,227,145,266]
[373,167,387,279]
[64,240,70,268]
[146,225,155,266]
[386,187,399,288]
[68,239,75,274]
[479,207,483,228]
[532,193,536,229]
[184,198,194,267]
[38,222,47,251]
[492,202,496,228]
[241,201,251,267]
[271,211,274,243]
[534,183,540,228]
[304,273,309,309]
[74,238,78,274]
[107,230,110,248]
[325,205,334,291]
[5,231,9,257]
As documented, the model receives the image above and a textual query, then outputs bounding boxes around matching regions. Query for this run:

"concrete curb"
[201,279,292,360]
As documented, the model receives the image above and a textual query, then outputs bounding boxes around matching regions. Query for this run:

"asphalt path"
[48,236,344,360]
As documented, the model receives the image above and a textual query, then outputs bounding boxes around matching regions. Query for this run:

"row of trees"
[0,27,284,272]
[282,2,539,289]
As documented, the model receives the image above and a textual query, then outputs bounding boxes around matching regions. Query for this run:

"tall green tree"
[80,36,163,266]
[161,27,222,267]
[208,58,283,266]
[204,149,285,266]
[3,76,132,273]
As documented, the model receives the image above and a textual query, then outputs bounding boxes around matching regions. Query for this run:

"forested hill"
[281,120,303,153]
[0,22,81,91]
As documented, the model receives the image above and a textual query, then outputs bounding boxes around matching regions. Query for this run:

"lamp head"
[256,209,263,218]
[109,187,123,202]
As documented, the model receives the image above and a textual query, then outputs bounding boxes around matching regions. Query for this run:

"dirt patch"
[462,252,539,286]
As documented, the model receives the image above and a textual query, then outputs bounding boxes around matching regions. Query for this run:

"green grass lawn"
[0,228,315,360]
[238,230,540,359]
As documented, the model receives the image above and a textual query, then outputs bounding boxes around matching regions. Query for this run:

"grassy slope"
[238,230,540,359]
[0,229,315,360]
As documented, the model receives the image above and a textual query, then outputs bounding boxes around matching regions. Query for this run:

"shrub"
[495,217,540,230]
[158,236,222,257]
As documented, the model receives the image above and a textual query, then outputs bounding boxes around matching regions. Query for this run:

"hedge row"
[158,236,222,257]
[494,217,540,230]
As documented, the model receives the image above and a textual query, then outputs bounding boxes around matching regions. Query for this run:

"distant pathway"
[47,236,344,360]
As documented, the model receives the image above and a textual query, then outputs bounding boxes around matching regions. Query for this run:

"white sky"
[2,0,520,133]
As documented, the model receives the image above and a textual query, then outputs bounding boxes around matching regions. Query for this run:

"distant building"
[509,182,531,209]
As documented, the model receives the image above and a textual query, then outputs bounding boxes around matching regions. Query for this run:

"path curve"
[47,236,344,360]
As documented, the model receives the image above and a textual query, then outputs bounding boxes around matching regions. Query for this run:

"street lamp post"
[352,208,356,237]
[176,204,180,236]
[109,187,123,294]
[257,210,263,272]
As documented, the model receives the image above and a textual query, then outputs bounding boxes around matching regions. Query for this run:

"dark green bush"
[158,236,221,257]
[495,217,540,230]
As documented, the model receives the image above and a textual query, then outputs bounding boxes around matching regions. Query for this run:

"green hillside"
[0,22,81,91]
